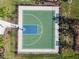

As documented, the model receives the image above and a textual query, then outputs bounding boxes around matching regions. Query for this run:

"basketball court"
[18,6,59,54]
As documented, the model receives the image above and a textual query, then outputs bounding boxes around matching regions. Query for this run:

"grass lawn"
[71,0,79,18]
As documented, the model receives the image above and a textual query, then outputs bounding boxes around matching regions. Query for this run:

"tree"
[0,7,5,17]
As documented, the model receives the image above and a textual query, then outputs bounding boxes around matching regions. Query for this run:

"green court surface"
[18,6,59,54]
[22,10,55,49]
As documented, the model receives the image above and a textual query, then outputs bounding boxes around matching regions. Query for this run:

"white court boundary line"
[18,6,59,54]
